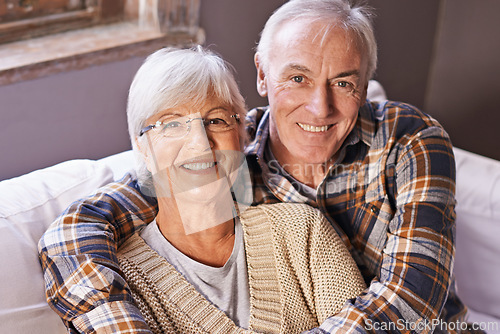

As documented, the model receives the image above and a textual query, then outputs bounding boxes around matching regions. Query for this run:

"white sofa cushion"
[0,159,114,333]
[99,150,135,181]
[453,147,500,332]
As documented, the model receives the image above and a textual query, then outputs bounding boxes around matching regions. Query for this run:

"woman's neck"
[155,196,236,267]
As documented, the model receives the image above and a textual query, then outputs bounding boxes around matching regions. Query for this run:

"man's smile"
[297,122,334,133]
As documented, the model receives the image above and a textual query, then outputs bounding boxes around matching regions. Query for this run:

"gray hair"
[127,46,247,189]
[256,0,377,80]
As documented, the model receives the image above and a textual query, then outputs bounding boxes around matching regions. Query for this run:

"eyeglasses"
[139,113,241,138]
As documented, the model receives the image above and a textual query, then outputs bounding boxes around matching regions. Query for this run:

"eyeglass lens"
[158,113,237,138]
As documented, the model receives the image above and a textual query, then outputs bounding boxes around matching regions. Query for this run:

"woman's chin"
[173,176,232,203]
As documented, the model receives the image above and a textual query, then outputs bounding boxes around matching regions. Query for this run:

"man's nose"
[306,84,333,118]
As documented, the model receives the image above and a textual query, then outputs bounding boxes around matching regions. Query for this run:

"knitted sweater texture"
[118,203,366,334]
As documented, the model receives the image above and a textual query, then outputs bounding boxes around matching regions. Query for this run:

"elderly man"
[39,0,466,333]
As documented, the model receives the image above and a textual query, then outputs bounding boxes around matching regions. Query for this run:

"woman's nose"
[184,119,213,151]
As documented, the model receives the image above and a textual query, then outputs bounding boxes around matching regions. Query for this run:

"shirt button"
[370,206,379,214]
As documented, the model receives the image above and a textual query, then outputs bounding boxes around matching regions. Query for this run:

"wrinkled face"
[256,19,369,166]
[139,95,243,200]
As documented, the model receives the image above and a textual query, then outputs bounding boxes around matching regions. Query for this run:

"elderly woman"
[43,46,365,333]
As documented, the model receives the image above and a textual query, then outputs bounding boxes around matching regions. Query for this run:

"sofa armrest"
[0,158,115,333]
[453,147,500,332]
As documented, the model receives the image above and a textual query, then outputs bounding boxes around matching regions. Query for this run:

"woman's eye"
[208,118,228,125]
[292,76,304,83]
[163,121,182,129]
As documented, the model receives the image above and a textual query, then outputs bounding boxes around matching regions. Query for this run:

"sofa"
[0,151,135,333]
[1,148,499,334]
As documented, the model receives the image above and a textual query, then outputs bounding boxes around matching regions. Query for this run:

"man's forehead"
[271,17,362,55]
[269,21,365,75]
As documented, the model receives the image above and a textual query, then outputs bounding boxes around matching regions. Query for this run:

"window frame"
[0,0,129,45]
[0,0,203,86]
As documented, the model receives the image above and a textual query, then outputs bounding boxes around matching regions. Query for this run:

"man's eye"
[336,81,350,88]
[292,76,304,83]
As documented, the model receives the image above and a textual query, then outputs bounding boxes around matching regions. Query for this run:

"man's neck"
[268,141,336,189]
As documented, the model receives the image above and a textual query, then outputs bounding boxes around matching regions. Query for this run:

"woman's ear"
[254,53,268,97]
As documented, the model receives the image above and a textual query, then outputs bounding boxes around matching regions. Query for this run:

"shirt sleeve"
[71,301,152,333]
[305,124,458,333]
[38,174,158,332]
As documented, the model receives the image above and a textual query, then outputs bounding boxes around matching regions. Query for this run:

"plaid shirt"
[245,101,465,333]
[39,100,465,333]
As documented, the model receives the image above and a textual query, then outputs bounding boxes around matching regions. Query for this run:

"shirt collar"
[356,100,382,148]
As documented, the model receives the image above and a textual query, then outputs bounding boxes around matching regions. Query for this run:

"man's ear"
[361,81,369,105]
[254,53,268,97]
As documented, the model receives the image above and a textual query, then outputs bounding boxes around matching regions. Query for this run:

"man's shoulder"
[364,100,447,142]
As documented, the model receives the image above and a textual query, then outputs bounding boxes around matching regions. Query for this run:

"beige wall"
[371,0,441,109]
[1,0,499,180]
[0,58,141,180]
[372,0,500,161]
[425,0,500,160]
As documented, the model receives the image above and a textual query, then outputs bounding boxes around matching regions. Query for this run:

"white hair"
[257,0,377,80]
[127,46,247,189]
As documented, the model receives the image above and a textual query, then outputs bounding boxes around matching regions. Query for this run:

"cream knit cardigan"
[118,203,366,334]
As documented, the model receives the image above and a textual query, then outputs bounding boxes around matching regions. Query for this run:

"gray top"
[140,218,250,329]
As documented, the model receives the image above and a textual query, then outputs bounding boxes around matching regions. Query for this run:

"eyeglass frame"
[139,113,241,138]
